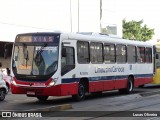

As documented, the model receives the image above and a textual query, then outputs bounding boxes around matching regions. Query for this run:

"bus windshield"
[12,44,58,77]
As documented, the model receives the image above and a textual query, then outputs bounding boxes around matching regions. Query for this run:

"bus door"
[60,40,77,95]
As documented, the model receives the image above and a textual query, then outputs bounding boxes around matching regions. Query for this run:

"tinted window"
[61,47,75,75]
[137,47,145,63]
[116,44,126,63]
[146,47,152,63]
[127,46,136,63]
[104,44,115,63]
[90,42,103,63]
[77,41,90,63]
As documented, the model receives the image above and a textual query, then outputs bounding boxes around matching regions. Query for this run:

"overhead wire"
[0,21,53,30]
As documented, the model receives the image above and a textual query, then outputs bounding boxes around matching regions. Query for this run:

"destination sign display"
[15,34,60,43]
[17,36,55,42]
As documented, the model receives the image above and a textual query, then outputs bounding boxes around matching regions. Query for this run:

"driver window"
[61,47,75,76]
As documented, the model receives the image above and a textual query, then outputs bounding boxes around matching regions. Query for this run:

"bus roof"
[63,32,153,47]
[16,32,153,47]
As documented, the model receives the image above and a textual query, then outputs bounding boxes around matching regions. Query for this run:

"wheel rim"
[129,80,133,91]
[78,84,85,98]
[0,90,5,100]
[6,85,9,93]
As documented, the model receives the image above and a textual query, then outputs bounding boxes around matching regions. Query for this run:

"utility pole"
[78,0,79,32]
[70,0,72,32]
[100,0,102,32]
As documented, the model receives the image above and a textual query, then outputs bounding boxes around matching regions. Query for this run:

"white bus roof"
[62,32,153,47]
[14,32,154,47]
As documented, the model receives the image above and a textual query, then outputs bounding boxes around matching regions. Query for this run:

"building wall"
[101,0,122,37]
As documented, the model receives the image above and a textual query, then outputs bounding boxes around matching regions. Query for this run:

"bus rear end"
[10,33,61,100]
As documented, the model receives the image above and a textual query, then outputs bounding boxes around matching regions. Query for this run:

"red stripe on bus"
[11,77,153,96]
[134,77,153,87]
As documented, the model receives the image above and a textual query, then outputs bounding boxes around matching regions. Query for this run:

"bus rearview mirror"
[4,49,8,59]
[156,54,159,59]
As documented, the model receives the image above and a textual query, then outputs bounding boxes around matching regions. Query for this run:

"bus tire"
[37,96,48,101]
[139,85,144,88]
[6,84,10,94]
[0,89,6,101]
[119,77,134,94]
[91,91,103,97]
[72,82,86,101]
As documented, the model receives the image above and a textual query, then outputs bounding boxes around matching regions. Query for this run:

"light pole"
[78,0,79,32]
[70,0,72,32]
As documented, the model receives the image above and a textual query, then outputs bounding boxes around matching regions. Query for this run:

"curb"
[139,90,160,97]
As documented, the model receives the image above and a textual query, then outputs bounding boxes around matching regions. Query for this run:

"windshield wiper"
[34,43,47,67]
[22,43,29,68]
[37,43,48,55]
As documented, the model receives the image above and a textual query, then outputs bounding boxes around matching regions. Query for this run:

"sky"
[0,0,160,42]
[104,0,160,40]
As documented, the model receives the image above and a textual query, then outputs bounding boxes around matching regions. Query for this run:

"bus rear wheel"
[37,96,48,101]
[119,77,134,94]
[72,83,86,101]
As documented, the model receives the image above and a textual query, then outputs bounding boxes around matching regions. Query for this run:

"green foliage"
[123,19,154,41]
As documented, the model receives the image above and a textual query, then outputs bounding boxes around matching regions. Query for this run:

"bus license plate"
[27,91,35,95]
[33,83,46,87]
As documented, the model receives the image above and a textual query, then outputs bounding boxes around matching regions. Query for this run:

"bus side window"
[61,47,75,76]
[156,54,159,59]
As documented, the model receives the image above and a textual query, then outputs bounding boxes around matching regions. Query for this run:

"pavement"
[1,84,160,118]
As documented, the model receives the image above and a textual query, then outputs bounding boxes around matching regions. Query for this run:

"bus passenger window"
[104,44,115,63]
[137,47,145,63]
[145,47,152,63]
[90,42,103,63]
[116,44,126,63]
[127,46,136,63]
[77,41,90,63]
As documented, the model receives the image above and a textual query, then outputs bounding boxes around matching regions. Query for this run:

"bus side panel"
[153,69,160,84]
[103,80,115,91]
[115,79,128,89]
[134,78,153,87]
[89,81,103,92]
[60,83,78,96]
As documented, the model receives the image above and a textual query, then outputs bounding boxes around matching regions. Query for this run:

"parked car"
[0,63,7,101]
[2,73,11,93]
[1,68,11,93]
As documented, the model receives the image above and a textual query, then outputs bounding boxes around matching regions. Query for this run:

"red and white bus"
[9,32,153,101]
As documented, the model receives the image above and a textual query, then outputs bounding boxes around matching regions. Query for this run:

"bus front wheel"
[37,96,48,101]
[72,83,86,101]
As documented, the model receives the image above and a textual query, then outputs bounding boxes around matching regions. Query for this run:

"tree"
[123,19,154,41]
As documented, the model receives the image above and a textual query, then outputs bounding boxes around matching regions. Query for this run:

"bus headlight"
[12,80,17,85]
[48,78,58,87]
[11,77,17,85]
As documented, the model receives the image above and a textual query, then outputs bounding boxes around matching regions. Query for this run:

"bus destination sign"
[16,35,60,43]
